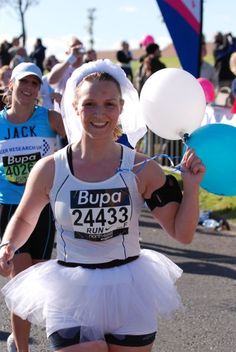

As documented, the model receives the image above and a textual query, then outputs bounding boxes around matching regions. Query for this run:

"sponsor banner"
[156,0,203,77]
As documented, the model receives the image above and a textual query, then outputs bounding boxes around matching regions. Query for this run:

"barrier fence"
[141,129,184,167]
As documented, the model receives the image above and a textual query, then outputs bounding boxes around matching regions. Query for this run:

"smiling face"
[11,75,41,107]
[73,74,124,142]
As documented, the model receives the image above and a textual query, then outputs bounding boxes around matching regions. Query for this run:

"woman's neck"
[71,139,122,182]
[74,138,120,162]
[6,104,36,123]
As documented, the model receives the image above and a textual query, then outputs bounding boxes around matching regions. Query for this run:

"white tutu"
[1,249,183,341]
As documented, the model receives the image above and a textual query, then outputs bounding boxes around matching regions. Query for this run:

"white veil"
[61,59,147,147]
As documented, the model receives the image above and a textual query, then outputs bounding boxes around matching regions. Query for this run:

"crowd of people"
[2,31,236,109]
[0,31,233,352]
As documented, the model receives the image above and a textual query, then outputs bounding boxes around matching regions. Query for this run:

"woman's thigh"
[108,343,153,352]
[55,340,108,352]
[55,341,153,352]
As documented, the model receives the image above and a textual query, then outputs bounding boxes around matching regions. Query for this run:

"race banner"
[156,0,203,77]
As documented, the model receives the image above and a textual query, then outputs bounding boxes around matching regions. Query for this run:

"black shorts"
[49,326,156,350]
[0,203,55,260]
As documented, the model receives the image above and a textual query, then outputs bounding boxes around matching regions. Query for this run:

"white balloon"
[140,68,206,140]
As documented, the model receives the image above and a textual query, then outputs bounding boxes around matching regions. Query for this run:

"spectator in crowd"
[138,54,160,92]
[213,31,236,88]
[84,49,97,63]
[0,40,12,66]
[229,52,236,97]
[30,38,47,73]
[200,36,218,88]
[0,35,23,66]
[9,47,31,69]
[0,65,12,110]
[229,52,236,113]
[0,65,12,88]
[42,54,59,74]
[39,55,62,109]
[136,43,166,93]
[138,34,156,64]
[116,41,134,82]
[8,36,22,61]
[48,36,85,147]
[48,36,85,106]
[139,34,155,49]
[198,77,216,105]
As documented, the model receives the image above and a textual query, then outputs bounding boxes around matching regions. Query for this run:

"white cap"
[10,62,43,83]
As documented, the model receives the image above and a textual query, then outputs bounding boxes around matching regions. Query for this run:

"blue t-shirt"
[0,106,57,204]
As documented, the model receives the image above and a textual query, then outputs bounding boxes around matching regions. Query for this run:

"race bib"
[70,187,131,241]
[3,152,41,185]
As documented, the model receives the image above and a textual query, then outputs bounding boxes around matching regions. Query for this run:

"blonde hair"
[0,65,12,106]
[1,86,12,107]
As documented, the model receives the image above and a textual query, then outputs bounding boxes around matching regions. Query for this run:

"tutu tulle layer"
[2,249,183,340]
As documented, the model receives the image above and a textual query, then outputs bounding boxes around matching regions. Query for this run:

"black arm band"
[145,175,183,211]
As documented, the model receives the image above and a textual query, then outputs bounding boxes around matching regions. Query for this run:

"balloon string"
[180,133,190,148]
[134,136,192,174]
[118,138,190,175]
[134,154,185,174]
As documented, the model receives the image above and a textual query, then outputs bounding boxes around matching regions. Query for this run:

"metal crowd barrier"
[139,129,184,167]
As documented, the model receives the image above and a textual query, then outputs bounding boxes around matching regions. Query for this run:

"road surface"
[0,208,235,352]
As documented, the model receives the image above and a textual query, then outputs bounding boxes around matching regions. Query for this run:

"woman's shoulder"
[133,151,165,189]
[48,108,61,119]
[133,150,156,166]
[34,105,48,117]
[34,154,55,171]
[26,154,56,195]
[128,150,163,177]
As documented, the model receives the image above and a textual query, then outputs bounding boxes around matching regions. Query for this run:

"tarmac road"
[0,208,236,352]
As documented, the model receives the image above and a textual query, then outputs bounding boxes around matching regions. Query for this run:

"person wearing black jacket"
[116,41,133,82]
[213,32,236,88]
[30,38,47,73]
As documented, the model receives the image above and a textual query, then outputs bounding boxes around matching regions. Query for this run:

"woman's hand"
[0,244,14,277]
[51,92,62,105]
[181,148,206,189]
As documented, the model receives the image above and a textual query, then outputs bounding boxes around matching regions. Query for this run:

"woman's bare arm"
[0,156,55,276]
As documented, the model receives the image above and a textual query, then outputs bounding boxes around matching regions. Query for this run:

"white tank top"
[49,145,144,264]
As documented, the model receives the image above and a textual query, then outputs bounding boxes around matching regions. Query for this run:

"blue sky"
[0,0,235,60]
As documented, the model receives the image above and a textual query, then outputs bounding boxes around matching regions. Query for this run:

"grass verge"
[165,170,236,224]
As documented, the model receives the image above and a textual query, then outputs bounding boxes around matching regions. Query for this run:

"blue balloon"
[186,123,236,196]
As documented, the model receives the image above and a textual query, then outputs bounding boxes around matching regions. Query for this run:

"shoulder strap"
[66,144,74,175]
[119,145,136,171]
